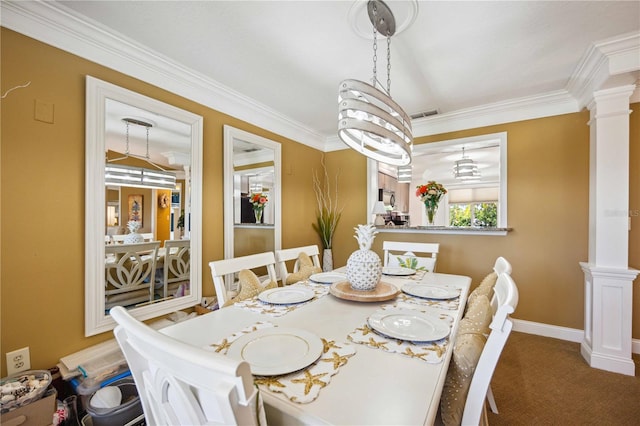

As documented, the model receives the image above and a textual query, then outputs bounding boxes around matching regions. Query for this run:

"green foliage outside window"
[450,204,471,227]
[474,203,498,227]
[449,202,498,227]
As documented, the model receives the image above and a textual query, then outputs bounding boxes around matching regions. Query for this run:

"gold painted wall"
[1,29,323,375]
[2,27,637,376]
[330,110,639,336]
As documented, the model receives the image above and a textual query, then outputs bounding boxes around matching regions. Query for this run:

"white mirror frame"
[223,125,281,260]
[367,132,508,228]
[85,76,203,336]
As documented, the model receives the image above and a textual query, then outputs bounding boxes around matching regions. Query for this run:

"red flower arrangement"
[416,181,447,224]
[249,192,268,210]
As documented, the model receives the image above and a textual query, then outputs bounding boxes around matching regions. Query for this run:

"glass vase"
[425,205,437,225]
[254,208,263,223]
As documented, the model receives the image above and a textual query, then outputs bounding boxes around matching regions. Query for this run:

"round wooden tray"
[329,280,399,302]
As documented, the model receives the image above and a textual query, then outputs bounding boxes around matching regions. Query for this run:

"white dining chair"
[209,252,279,306]
[105,241,160,309]
[461,273,519,426]
[493,256,512,275]
[481,256,512,414]
[382,241,440,272]
[159,239,190,299]
[110,306,266,425]
[274,245,321,285]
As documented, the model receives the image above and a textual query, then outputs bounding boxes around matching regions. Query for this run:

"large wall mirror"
[368,132,507,228]
[223,126,281,260]
[85,76,203,336]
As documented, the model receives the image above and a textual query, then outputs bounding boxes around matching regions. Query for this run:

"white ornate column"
[580,85,639,376]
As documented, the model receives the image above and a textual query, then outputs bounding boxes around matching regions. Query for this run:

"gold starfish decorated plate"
[227,327,323,376]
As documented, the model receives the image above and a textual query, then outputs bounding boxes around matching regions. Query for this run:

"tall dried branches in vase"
[312,157,343,271]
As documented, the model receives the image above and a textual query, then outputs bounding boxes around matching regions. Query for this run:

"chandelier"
[453,147,480,180]
[106,118,177,190]
[338,0,413,166]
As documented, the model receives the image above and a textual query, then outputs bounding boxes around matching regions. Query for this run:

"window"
[367,131,508,229]
[449,202,498,227]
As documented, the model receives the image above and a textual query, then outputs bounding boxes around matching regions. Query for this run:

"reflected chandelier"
[453,147,480,180]
[106,118,177,190]
[338,0,413,166]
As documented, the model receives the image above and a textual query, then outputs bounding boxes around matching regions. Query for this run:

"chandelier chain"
[387,36,391,94]
[145,125,150,160]
[372,3,378,87]
[125,120,130,155]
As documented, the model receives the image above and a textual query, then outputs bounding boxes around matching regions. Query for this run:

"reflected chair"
[382,241,440,272]
[159,239,190,299]
[274,245,321,285]
[209,252,279,307]
[110,306,265,425]
[105,242,160,310]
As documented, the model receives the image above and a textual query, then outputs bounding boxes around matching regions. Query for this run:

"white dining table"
[161,270,470,426]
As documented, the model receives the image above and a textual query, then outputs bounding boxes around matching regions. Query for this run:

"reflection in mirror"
[368,132,507,228]
[223,126,281,260]
[86,76,203,336]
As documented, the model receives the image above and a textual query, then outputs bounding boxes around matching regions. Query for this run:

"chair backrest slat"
[382,241,440,272]
[274,245,321,284]
[161,239,191,299]
[209,252,278,306]
[105,241,160,309]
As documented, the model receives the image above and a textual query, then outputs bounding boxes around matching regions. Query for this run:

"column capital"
[587,84,636,112]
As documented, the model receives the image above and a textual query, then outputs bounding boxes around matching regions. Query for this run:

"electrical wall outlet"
[6,347,31,375]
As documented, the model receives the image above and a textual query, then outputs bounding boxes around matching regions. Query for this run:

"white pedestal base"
[580,263,639,376]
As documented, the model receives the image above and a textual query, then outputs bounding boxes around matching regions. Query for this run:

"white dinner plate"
[227,327,323,376]
[402,284,459,300]
[368,308,450,342]
[382,267,416,276]
[258,286,315,304]
[309,272,347,284]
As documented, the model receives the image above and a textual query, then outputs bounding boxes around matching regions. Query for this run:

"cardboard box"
[0,388,56,426]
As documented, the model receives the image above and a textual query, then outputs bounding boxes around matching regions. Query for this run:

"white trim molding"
[512,318,640,356]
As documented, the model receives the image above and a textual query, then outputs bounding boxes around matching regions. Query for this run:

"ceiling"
[3,1,639,151]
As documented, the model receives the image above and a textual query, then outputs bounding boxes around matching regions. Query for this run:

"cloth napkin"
[348,310,453,364]
[230,282,329,317]
[207,322,357,404]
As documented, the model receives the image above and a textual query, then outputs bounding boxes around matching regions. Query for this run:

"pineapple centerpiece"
[346,224,382,291]
[124,220,144,244]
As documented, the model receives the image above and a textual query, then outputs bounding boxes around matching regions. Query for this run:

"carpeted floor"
[486,332,640,425]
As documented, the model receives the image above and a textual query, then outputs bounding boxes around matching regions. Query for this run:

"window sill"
[375,225,512,236]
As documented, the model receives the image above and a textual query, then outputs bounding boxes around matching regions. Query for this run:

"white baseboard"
[512,318,640,355]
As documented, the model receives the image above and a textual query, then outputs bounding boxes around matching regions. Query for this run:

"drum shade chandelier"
[453,147,480,180]
[338,0,413,166]
[105,118,177,190]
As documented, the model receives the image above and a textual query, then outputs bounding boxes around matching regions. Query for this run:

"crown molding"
[3,2,637,154]
[567,31,640,109]
[1,0,326,151]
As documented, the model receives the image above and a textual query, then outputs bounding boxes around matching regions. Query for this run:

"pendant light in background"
[453,146,480,180]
